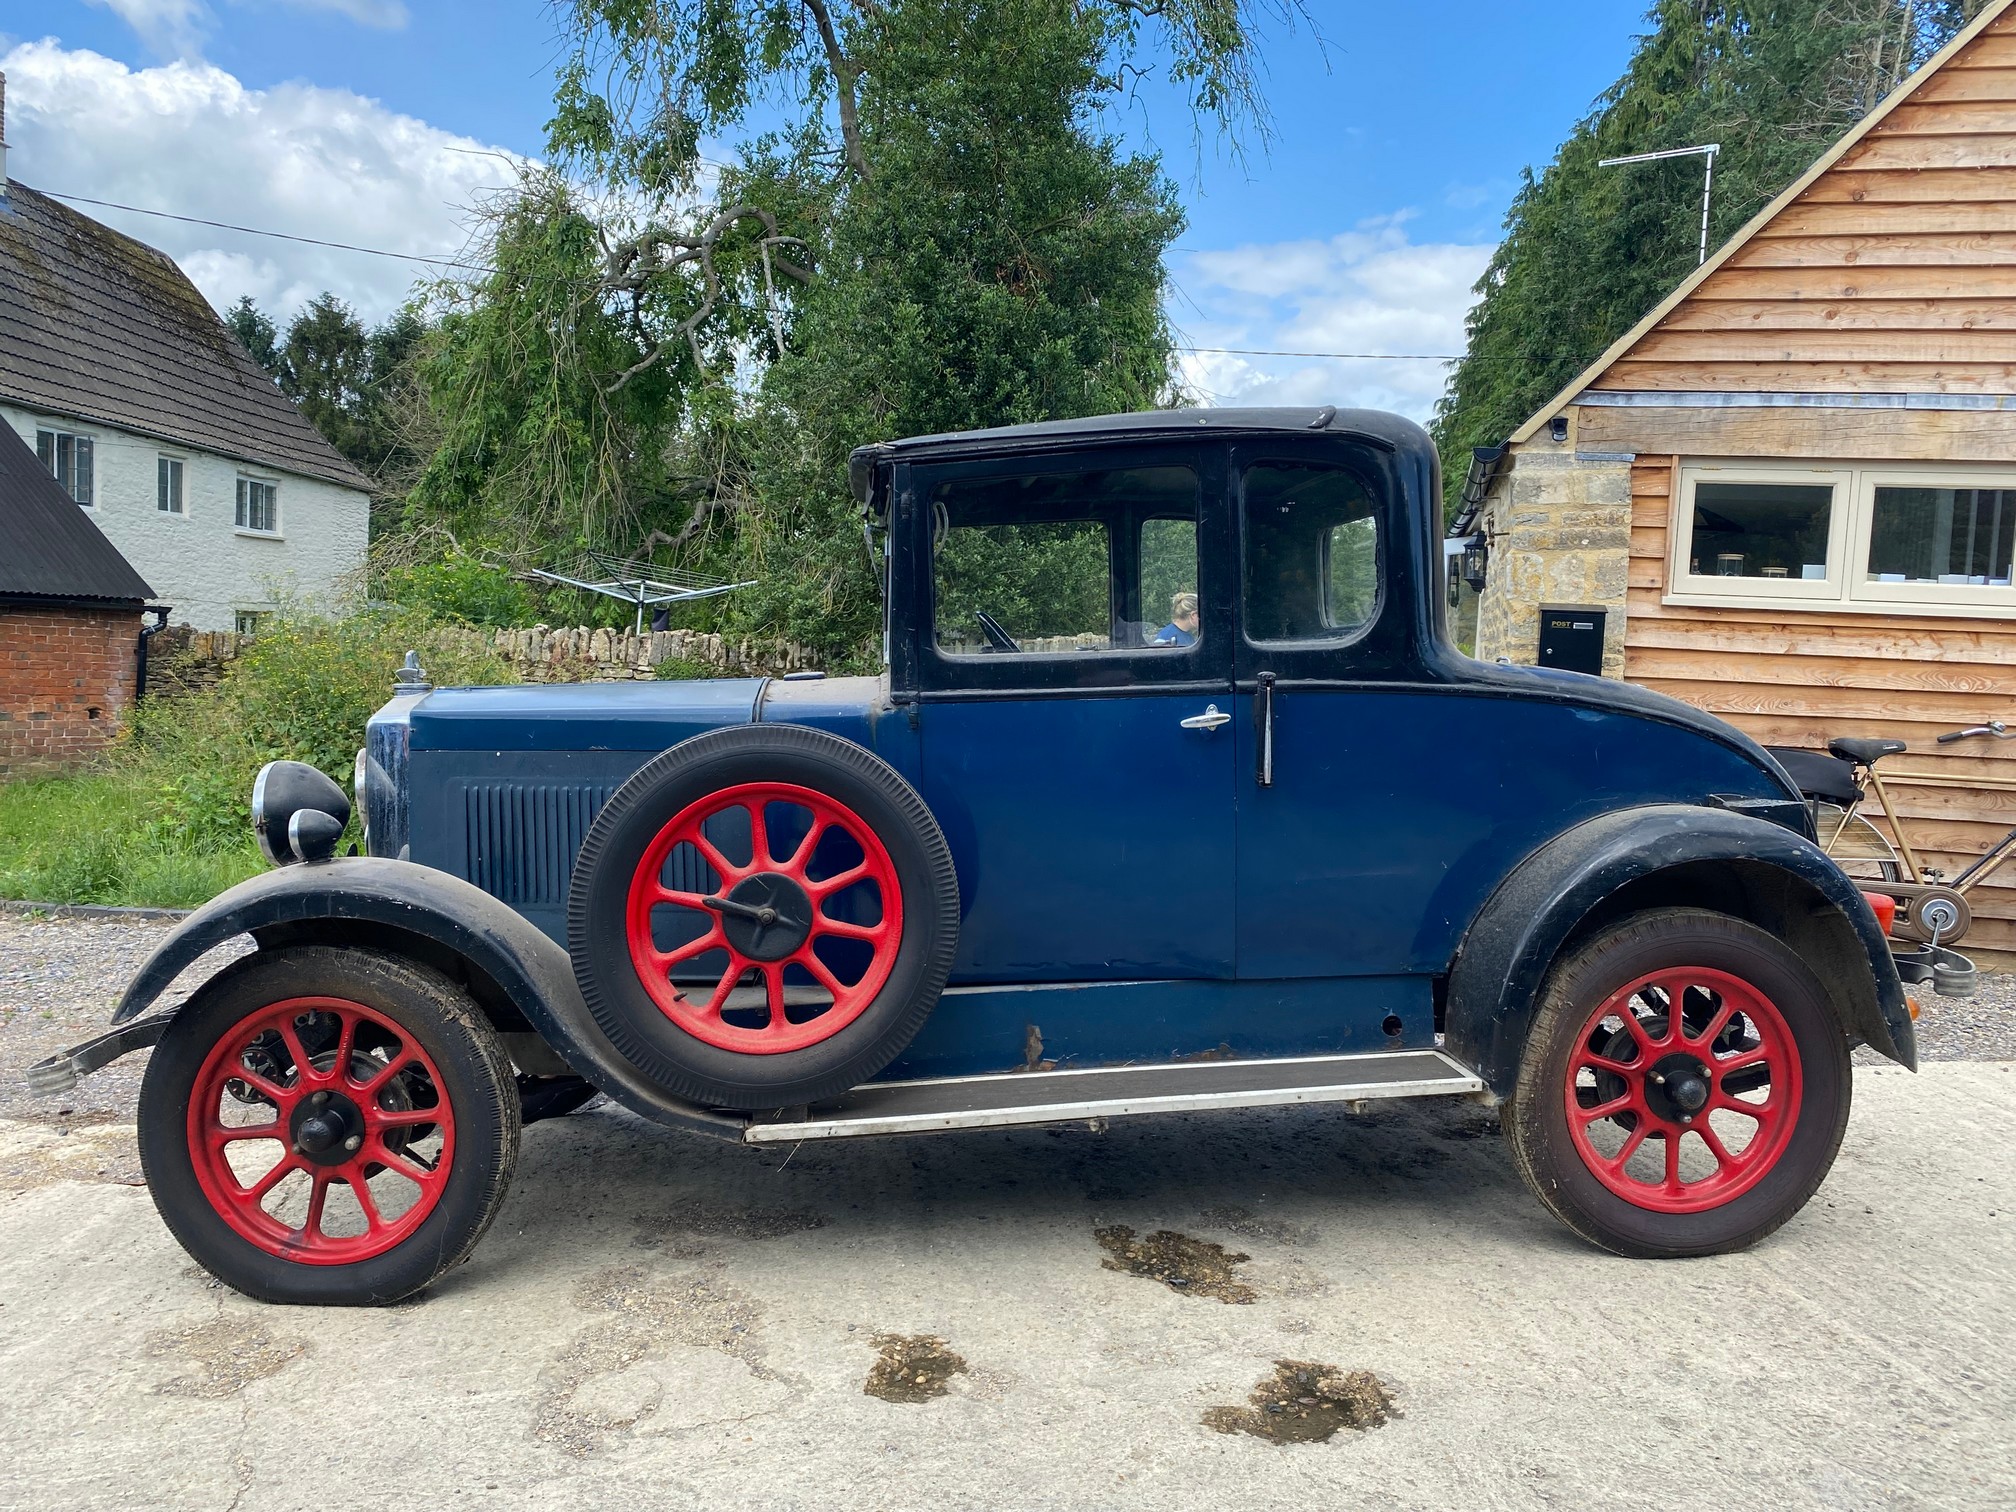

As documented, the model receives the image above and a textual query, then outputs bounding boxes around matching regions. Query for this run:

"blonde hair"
[1171,592,1199,618]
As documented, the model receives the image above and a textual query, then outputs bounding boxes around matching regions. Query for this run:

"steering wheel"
[974,611,1020,653]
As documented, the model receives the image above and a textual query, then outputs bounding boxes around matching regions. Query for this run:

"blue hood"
[408,679,768,752]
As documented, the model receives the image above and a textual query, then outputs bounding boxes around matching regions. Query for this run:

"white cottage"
[0,91,370,632]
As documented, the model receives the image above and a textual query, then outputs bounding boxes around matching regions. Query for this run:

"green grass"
[0,772,264,909]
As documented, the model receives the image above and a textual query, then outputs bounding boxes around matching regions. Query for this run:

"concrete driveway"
[1,1062,2010,1512]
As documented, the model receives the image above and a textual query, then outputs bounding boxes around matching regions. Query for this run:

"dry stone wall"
[1473,446,1633,679]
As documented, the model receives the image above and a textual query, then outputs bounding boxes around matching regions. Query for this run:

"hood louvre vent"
[463,782,616,907]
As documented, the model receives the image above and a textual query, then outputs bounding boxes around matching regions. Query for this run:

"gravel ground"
[2,912,2009,1128]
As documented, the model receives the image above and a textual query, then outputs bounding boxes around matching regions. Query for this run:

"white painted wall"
[4,405,369,631]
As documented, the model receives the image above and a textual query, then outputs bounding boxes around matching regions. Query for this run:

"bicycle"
[1766,721,2013,948]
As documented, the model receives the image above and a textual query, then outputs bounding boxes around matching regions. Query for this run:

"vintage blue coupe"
[36,408,1948,1304]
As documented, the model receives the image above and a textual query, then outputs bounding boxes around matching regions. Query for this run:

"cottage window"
[157,456,185,514]
[235,611,267,636]
[1670,462,2015,616]
[236,477,279,534]
[35,428,95,506]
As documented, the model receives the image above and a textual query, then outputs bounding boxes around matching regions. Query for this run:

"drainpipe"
[135,605,172,703]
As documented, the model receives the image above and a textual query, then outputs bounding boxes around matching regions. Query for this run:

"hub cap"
[1564,968,1803,1213]
[187,997,454,1264]
[625,782,902,1054]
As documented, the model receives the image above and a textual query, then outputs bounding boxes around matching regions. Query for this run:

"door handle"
[1180,704,1231,731]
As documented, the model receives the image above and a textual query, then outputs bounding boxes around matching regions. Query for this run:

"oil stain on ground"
[1203,1361,1398,1444]
[144,1317,309,1400]
[1094,1224,1255,1304]
[863,1333,969,1403]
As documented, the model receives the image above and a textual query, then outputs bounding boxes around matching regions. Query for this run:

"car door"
[1228,440,1441,1036]
[904,443,1239,985]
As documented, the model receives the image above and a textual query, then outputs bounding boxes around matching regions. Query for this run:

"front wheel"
[1505,908,1851,1258]
[137,947,520,1305]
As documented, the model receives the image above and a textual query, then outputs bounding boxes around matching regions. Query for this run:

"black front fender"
[1444,804,1916,1097]
[115,857,740,1139]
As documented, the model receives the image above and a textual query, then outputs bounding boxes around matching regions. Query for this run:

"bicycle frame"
[1857,762,2016,898]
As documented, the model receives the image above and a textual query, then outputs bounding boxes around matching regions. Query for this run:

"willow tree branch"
[799,0,871,181]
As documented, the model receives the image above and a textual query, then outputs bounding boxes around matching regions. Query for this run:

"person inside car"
[1151,591,1200,648]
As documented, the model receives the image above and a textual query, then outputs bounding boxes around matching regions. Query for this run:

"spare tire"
[567,723,959,1109]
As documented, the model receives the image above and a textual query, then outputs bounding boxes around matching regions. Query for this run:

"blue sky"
[4,1,1654,417]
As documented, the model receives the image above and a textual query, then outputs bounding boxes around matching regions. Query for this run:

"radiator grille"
[463,783,615,907]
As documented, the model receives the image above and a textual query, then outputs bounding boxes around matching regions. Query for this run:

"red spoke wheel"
[625,782,904,1054]
[139,947,519,1305]
[1506,908,1850,1259]
[570,724,959,1111]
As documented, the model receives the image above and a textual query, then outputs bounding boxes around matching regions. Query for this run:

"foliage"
[374,546,539,628]
[225,294,280,373]
[1432,0,1992,492]
[398,0,1307,661]
[130,610,517,854]
[0,774,262,909]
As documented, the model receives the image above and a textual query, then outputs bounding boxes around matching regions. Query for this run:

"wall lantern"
[1461,536,1489,593]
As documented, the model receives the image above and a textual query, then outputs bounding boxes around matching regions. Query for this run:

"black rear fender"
[1444,804,1916,1098]
[114,857,741,1139]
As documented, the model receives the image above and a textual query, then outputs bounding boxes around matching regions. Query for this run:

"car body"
[38,407,1946,1303]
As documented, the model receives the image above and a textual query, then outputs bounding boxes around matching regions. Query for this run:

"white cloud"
[2,40,523,325]
[1171,218,1493,423]
[84,0,407,60]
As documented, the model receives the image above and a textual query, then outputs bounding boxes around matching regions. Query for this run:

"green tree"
[1433,0,1991,494]
[404,0,1302,658]
[224,294,280,374]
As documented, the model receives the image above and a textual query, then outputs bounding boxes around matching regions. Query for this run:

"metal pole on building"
[1597,143,1722,266]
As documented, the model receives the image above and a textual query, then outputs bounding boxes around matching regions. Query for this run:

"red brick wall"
[0,604,141,774]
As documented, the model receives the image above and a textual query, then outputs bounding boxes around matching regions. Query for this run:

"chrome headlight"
[353,746,372,851]
[252,761,352,866]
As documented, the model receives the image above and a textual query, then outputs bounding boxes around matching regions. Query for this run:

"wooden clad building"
[1463,0,2016,964]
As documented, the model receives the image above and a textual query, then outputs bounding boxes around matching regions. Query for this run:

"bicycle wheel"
[1811,802,1902,885]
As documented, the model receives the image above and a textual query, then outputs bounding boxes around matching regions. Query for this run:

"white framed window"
[157,456,186,514]
[36,427,95,506]
[235,476,279,534]
[234,610,267,636]
[1669,460,2016,618]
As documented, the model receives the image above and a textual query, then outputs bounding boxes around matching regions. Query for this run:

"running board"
[742,1049,1484,1144]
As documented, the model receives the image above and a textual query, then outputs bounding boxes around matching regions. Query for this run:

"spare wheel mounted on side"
[568,723,960,1110]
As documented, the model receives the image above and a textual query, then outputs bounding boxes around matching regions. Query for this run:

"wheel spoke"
[231,1065,293,1107]
[651,888,715,912]
[809,862,870,898]
[360,1054,415,1098]
[209,1120,281,1147]
[1575,1092,1634,1124]
[1575,1051,1637,1077]
[703,962,742,1016]
[813,914,886,943]
[1663,1130,1684,1190]
[746,801,771,868]
[241,1155,299,1203]
[798,950,849,1003]
[276,1018,313,1081]
[372,1108,442,1131]
[1696,1122,1738,1172]
[301,1172,331,1238]
[368,1141,437,1185]
[1607,1124,1649,1173]
[786,821,826,875]
[763,964,785,1025]
[328,1012,357,1084]
[349,1172,384,1231]
[1715,1046,1772,1076]
[650,927,726,971]
[1697,996,1738,1051]
[691,832,741,886]
[1662,979,1694,1044]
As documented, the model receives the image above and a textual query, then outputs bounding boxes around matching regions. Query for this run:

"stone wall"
[150,623,829,689]
[1473,444,1633,678]
[0,603,141,773]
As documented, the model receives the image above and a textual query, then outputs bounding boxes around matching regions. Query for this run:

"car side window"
[931,464,1202,656]
[1242,461,1380,645]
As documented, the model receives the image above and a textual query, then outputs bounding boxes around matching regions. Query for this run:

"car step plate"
[742,1048,1484,1143]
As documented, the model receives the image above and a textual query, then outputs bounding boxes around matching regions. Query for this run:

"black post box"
[1537,606,1606,676]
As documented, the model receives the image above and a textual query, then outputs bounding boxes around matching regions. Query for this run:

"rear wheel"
[1505,908,1851,1258]
[138,947,519,1305]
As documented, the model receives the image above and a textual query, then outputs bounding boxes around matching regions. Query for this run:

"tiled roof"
[0,182,371,492]
[0,419,153,603]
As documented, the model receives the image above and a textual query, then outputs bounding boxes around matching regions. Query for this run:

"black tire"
[137,947,520,1306]
[568,723,960,1109]
[1504,908,1851,1259]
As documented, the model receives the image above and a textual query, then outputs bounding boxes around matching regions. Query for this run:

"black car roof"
[852,407,1429,466]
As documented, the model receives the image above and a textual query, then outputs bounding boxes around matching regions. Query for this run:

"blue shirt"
[1152,623,1197,648]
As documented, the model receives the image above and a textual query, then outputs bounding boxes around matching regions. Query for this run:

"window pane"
[74,438,93,506]
[1868,486,2016,588]
[1243,462,1380,643]
[1690,481,1833,581]
[236,478,248,527]
[1141,518,1199,649]
[36,431,53,469]
[931,464,1198,657]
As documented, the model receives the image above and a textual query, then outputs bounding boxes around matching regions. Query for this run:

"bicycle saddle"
[1828,736,1907,765]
